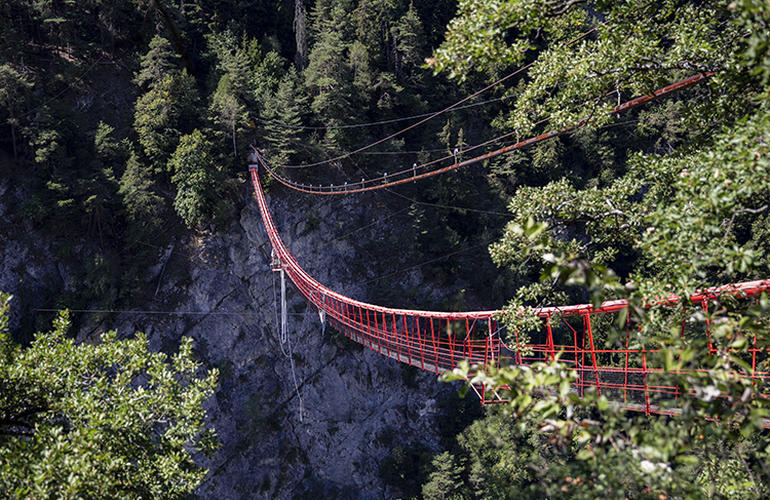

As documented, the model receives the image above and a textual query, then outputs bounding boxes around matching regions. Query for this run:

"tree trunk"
[10,120,17,160]
[232,121,237,159]
[293,0,307,71]
[149,0,195,76]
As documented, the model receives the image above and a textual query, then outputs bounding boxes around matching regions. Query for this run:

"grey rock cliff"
[1,182,457,499]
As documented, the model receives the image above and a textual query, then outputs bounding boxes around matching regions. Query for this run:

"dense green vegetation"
[1,0,769,497]
[420,1,770,498]
[0,293,218,497]
[0,0,510,316]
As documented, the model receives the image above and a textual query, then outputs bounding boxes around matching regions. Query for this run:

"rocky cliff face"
[1,178,461,499]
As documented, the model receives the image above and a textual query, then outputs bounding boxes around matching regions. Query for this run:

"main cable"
[256,95,511,131]
[278,26,600,169]
[253,72,712,195]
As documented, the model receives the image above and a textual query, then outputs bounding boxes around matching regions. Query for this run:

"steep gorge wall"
[0,179,462,498]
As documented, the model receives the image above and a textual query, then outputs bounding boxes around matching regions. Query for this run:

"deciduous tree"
[0,292,219,498]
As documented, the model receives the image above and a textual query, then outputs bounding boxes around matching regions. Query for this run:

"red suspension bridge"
[249,68,769,418]
[250,166,770,416]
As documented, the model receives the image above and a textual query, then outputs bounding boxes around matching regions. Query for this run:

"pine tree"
[118,151,164,229]
[304,2,356,150]
[263,67,307,165]
[390,2,424,83]
[421,451,470,500]
[294,0,308,70]
[133,71,199,174]
[0,64,32,159]
[210,74,246,159]
[134,35,179,90]
[168,129,222,229]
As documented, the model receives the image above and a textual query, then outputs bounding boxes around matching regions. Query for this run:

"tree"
[429,1,770,497]
[168,129,227,229]
[210,74,246,159]
[294,0,309,70]
[422,451,470,500]
[81,122,125,247]
[120,151,164,217]
[0,64,32,159]
[134,34,180,90]
[390,2,424,84]
[133,71,199,174]
[263,67,308,165]
[304,2,357,150]
[0,292,219,498]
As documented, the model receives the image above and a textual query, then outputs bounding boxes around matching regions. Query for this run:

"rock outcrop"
[1,181,457,499]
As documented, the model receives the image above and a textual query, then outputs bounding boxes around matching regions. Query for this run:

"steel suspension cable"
[361,237,500,285]
[278,26,600,169]
[383,188,514,218]
[256,72,712,195]
[256,95,512,131]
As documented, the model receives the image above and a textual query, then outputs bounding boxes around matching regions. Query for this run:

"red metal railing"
[250,166,770,415]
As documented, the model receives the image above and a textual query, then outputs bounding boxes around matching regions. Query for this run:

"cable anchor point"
[319,309,326,334]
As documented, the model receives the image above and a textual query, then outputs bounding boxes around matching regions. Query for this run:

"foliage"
[169,129,231,229]
[427,1,770,498]
[119,152,165,229]
[0,292,219,498]
[134,71,200,175]
[134,35,180,90]
[441,281,770,498]
[262,67,308,166]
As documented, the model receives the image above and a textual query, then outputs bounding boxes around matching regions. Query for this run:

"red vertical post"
[329,298,338,331]
[382,311,390,356]
[366,308,378,353]
[343,301,352,337]
[493,319,500,365]
[624,313,630,404]
[430,318,439,373]
[642,347,650,415]
[373,310,382,354]
[392,312,399,361]
[447,320,455,369]
[487,318,495,365]
[703,300,714,354]
[675,303,686,401]
[514,328,522,365]
[573,318,579,394]
[352,305,360,342]
[345,302,356,338]
[412,316,425,370]
[402,315,412,366]
[416,317,425,370]
[331,298,340,332]
[752,334,758,388]
[338,300,347,336]
[464,318,470,360]
[358,306,366,342]
[338,300,347,335]
[584,313,601,396]
[334,299,342,329]
[545,315,555,361]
